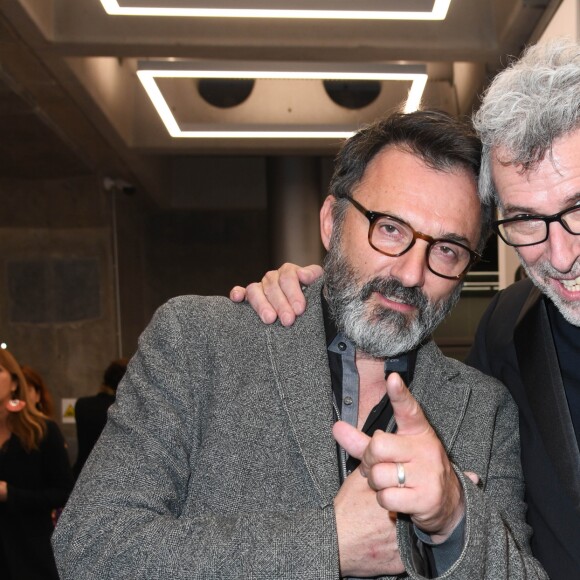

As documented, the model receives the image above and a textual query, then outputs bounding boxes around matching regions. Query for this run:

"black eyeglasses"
[345,196,480,280]
[494,204,580,247]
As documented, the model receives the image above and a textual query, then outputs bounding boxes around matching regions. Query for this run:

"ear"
[320,195,336,251]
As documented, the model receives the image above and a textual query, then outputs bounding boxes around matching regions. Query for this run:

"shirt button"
[344,396,353,406]
[338,342,347,351]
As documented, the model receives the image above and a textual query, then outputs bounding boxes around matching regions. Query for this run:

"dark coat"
[466,278,580,579]
[73,392,115,479]
[0,419,73,580]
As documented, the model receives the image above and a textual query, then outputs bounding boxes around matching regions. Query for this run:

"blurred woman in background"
[0,349,73,580]
[21,365,55,419]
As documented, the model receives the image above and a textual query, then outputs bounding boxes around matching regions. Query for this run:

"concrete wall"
[0,171,270,457]
[0,175,118,450]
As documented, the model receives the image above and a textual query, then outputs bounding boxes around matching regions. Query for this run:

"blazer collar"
[514,288,580,508]
[264,279,341,504]
[409,341,472,452]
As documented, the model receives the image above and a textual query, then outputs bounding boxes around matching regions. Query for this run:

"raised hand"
[333,372,465,543]
[229,263,323,326]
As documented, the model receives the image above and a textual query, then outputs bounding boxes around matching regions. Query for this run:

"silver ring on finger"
[396,462,406,488]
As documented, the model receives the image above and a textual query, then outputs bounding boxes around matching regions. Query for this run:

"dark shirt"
[546,299,580,451]
[321,295,416,474]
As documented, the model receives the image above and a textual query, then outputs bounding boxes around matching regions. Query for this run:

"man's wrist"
[416,473,465,543]
[415,509,465,546]
[413,514,466,576]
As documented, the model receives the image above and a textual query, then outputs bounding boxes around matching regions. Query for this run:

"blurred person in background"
[22,365,67,525]
[73,358,128,479]
[0,349,73,580]
[21,365,56,419]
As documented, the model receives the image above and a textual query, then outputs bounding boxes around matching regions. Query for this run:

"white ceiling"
[0,0,562,205]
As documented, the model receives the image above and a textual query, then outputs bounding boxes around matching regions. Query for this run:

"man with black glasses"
[465,39,580,578]
[53,111,546,579]
[231,38,580,579]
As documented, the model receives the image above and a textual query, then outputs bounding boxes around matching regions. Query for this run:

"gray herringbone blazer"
[53,280,547,579]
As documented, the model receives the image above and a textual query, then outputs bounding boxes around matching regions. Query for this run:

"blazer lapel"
[514,289,580,507]
[265,280,340,504]
[408,341,471,452]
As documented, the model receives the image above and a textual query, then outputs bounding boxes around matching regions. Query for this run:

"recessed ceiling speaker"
[197,78,255,108]
[323,80,381,109]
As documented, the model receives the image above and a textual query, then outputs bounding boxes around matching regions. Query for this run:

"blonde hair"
[1,350,47,451]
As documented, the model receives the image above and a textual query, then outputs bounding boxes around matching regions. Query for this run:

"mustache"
[358,277,429,310]
[533,259,580,279]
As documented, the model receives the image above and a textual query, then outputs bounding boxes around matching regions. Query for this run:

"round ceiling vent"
[197,78,255,108]
[323,80,381,109]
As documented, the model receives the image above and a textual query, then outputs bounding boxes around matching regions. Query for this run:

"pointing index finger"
[387,373,430,437]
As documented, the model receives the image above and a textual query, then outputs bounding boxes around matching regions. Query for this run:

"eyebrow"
[384,209,474,247]
[500,192,580,217]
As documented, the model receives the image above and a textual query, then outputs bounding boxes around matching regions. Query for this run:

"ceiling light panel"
[101,0,452,20]
[137,61,428,139]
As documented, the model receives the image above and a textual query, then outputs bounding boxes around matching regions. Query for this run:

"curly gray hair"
[474,38,580,205]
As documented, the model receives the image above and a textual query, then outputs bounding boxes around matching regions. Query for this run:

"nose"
[546,222,580,273]
[388,241,428,287]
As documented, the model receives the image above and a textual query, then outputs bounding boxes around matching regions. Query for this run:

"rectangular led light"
[137,61,428,138]
[101,0,452,20]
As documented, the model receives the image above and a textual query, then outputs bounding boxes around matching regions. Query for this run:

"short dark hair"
[329,110,491,251]
[103,358,128,391]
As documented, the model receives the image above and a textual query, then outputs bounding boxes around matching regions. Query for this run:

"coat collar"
[409,341,472,452]
[264,279,341,504]
[514,287,580,508]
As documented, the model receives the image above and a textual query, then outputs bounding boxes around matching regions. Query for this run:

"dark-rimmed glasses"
[345,197,480,280]
[494,204,580,247]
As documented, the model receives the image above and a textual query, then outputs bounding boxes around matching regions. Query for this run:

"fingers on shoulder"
[229,285,247,302]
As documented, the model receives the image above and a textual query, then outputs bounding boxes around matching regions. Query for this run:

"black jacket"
[0,419,73,580]
[466,278,580,579]
[73,392,115,479]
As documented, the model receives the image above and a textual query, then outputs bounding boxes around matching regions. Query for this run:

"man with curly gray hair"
[465,38,580,578]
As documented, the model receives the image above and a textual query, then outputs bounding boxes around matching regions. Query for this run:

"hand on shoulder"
[229,263,323,326]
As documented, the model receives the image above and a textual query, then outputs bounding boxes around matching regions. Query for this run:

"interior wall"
[0,175,118,450]
[0,171,270,457]
[540,0,578,40]
[144,207,269,320]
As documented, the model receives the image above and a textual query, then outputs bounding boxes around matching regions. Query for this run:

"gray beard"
[324,243,463,358]
[518,256,580,326]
